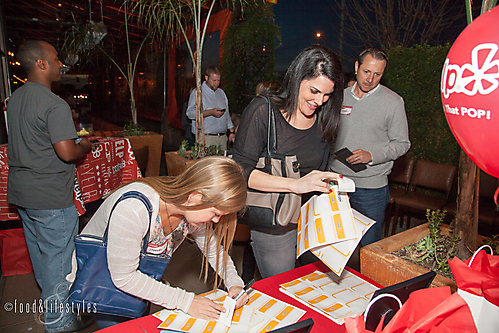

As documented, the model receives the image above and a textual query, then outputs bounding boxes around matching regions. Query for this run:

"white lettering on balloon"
[444,104,491,119]
[460,107,491,119]
[441,43,499,99]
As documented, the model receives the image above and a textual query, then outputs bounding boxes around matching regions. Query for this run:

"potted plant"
[360,210,460,292]
[63,1,150,128]
[61,2,163,176]
[165,140,224,176]
[123,123,164,177]
[130,0,262,178]
[101,3,164,177]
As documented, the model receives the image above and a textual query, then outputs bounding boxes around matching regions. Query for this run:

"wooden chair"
[384,156,415,237]
[392,160,457,232]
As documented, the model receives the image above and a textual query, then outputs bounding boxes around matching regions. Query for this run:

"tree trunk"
[194,43,205,149]
[128,63,138,124]
[195,77,205,146]
[453,151,479,260]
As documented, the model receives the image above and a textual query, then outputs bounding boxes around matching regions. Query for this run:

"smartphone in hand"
[334,147,367,172]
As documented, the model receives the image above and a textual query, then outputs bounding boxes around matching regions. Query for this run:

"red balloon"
[441,6,499,178]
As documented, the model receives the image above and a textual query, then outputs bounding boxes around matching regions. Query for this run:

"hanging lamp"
[81,0,107,50]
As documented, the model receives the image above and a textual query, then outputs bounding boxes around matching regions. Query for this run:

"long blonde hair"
[127,156,247,287]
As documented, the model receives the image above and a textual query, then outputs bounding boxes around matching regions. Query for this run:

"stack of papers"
[153,289,306,332]
[297,179,375,275]
[279,270,378,325]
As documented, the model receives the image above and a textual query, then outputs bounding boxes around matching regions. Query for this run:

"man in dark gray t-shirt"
[7,40,93,333]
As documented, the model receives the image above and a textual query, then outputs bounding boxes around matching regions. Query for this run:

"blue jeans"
[348,186,390,247]
[250,228,297,279]
[18,206,79,332]
[92,302,151,328]
[92,313,132,329]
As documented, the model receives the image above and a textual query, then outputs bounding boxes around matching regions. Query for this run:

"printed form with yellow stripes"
[154,289,306,332]
[297,178,375,276]
[279,270,378,325]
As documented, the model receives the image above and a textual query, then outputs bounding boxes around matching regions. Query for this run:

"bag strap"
[469,244,494,267]
[364,293,403,327]
[102,190,154,255]
[259,95,277,157]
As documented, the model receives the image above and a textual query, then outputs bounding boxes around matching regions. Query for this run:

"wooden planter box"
[164,151,196,176]
[89,114,163,177]
[92,131,163,177]
[360,224,457,292]
[125,132,163,177]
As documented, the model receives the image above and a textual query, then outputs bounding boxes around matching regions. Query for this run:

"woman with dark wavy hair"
[233,45,344,279]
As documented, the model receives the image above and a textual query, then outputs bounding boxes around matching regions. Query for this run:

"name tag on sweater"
[341,106,352,115]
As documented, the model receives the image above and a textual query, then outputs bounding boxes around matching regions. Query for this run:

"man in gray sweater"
[329,47,410,246]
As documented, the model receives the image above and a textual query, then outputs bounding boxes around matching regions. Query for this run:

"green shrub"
[383,45,461,166]
[122,121,145,136]
[177,140,223,160]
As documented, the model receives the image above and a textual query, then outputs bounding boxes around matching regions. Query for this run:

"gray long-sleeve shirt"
[329,84,411,188]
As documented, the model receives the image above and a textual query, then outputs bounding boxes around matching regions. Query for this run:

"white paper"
[297,185,375,275]
[279,270,378,325]
[219,296,236,327]
[155,289,306,333]
[336,176,355,192]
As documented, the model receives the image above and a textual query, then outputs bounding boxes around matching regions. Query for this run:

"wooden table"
[97,261,382,333]
[0,137,142,220]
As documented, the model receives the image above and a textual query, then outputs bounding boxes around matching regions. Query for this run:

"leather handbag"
[69,191,170,318]
[242,96,301,229]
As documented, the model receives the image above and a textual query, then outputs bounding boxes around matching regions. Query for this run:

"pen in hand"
[234,278,255,301]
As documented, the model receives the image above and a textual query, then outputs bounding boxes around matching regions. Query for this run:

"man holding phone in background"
[186,66,235,151]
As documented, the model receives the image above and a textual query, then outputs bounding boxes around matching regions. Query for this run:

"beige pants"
[205,134,227,151]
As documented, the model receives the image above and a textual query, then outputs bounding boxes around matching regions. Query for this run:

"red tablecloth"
[0,137,141,220]
[98,261,383,333]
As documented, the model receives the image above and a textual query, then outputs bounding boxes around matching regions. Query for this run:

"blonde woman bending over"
[79,157,248,328]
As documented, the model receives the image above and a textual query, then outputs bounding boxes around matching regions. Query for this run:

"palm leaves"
[131,0,255,146]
